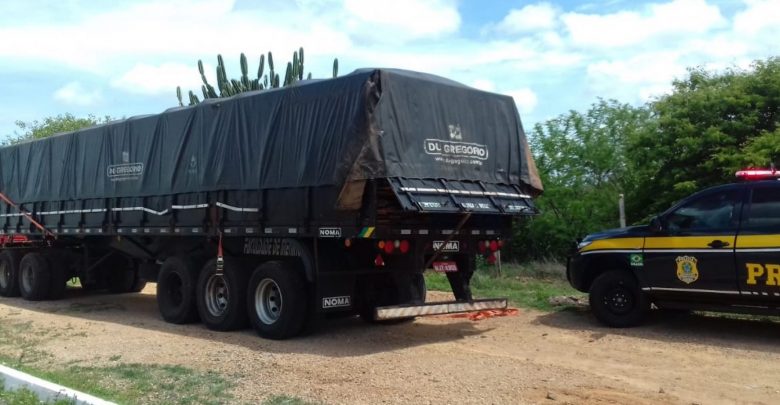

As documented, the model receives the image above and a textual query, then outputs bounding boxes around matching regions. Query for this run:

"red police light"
[736,168,780,181]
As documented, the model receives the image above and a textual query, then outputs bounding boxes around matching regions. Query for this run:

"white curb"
[0,364,115,405]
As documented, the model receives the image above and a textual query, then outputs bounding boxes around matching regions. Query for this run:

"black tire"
[247,261,308,340]
[589,270,649,327]
[359,273,426,323]
[18,252,51,301]
[107,257,139,294]
[0,250,22,297]
[46,252,68,300]
[157,256,200,324]
[197,258,249,331]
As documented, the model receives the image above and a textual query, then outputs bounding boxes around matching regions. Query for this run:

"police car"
[567,168,780,327]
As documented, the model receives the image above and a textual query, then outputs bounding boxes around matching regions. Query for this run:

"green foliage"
[180,47,339,105]
[512,100,652,260]
[4,113,113,146]
[627,57,780,218]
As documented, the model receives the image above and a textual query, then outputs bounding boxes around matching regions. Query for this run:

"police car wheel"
[247,261,308,340]
[589,270,648,327]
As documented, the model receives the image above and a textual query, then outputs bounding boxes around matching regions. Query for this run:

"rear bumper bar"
[374,298,508,321]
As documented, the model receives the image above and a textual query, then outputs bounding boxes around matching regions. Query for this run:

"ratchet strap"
[0,191,56,239]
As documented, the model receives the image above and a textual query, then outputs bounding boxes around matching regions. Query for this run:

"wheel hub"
[255,278,283,325]
[604,286,633,314]
[205,274,230,317]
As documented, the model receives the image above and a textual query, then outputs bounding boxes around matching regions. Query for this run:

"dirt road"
[1,286,779,404]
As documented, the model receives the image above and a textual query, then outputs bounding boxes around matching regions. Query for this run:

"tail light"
[399,240,410,254]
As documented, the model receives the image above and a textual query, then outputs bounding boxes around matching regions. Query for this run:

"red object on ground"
[449,308,519,321]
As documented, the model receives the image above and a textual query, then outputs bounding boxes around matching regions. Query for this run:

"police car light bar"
[735,168,780,180]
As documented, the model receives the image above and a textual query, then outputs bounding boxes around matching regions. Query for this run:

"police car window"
[743,187,780,231]
[666,189,741,232]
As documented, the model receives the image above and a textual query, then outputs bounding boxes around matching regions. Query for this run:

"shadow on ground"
[536,305,780,353]
[0,286,487,358]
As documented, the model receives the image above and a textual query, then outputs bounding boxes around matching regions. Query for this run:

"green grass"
[425,261,583,311]
[263,395,320,405]
[0,360,234,405]
[0,383,74,405]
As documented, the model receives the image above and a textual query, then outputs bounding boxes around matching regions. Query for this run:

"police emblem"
[675,255,699,284]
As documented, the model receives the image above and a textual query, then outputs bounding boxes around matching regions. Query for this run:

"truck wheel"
[589,270,649,327]
[18,252,51,301]
[359,273,426,323]
[0,250,22,297]
[197,258,249,331]
[157,256,200,324]
[46,253,68,300]
[247,261,307,340]
[107,258,144,294]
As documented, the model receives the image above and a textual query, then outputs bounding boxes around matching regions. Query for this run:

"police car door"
[643,188,743,296]
[735,184,780,300]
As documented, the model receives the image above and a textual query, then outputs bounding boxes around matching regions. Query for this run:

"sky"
[0,0,778,140]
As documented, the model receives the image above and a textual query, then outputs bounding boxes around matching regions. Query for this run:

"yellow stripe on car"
[580,237,644,252]
[735,234,780,248]
[644,235,735,249]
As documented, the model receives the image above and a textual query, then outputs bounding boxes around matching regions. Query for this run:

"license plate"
[432,261,458,273]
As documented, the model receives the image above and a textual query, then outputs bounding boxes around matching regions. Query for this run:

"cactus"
[268,52,275,88]
[176,86,183,107]
[188,91,200,105]
[299,47,305,81]
[177,46,337,104]
[240,53,251,90]
[283,62,291,86]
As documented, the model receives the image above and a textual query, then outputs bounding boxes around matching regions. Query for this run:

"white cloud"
[495,3,558,34]
[733,0,780,35]
[563,0,725,47]
[505,88,539,114]
[113,63,203,95]
[342,0,460,40]
[471,79,496,92]
[53,82,102,106]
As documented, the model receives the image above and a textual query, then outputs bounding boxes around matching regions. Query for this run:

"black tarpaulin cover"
[0,69,542,205]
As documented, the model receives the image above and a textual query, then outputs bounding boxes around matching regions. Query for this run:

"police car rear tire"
[589,270,648,327]
[247,261,308,340]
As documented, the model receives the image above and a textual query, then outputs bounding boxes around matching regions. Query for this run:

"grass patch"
[0,361,234,405]
[0,383,74,405]
[0,318,233,405]
[425,261,583,311]
[263,395,320,405]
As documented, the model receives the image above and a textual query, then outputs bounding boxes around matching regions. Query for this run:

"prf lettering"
[745,263,780,285]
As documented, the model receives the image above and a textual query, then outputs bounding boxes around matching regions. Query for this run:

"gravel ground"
[2,285,780,404]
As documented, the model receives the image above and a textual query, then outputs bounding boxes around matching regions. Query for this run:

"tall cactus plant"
[176,46,340,104]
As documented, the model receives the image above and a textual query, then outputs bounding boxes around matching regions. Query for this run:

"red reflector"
[486,252,497,264]
[399,240,410,254]
[374,254,385,267]
[489,240,498,252]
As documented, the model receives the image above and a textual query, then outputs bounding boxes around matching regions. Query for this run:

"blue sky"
[0,0,778,140]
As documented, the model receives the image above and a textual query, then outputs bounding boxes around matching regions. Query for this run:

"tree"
[511,100,652,261]
[177,47,340,106]
[3,113,113,146]
[627,57,780,219]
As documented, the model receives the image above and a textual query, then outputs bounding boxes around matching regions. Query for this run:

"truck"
[0,68,542,339]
